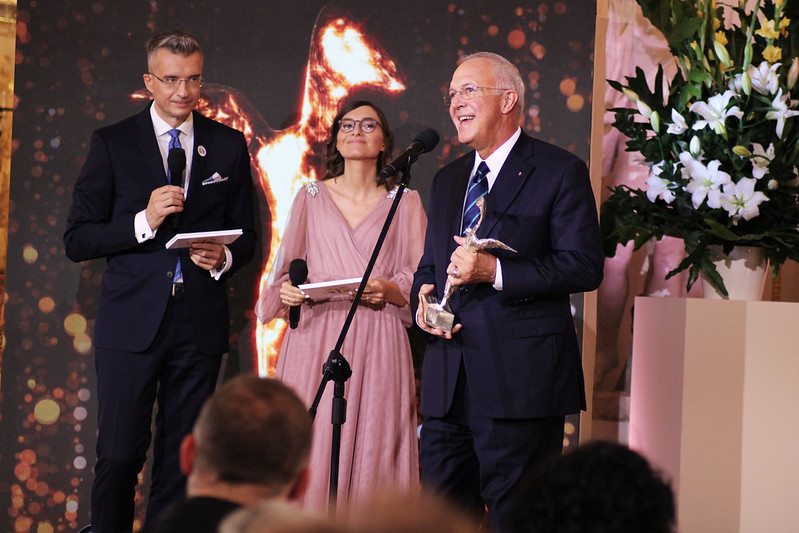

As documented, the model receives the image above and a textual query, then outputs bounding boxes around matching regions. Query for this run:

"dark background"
[0,1,596,529]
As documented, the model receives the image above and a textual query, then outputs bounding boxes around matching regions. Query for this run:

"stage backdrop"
[0,1,596,530]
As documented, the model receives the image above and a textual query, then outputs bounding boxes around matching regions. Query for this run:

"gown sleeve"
[389,189,427,326]
[255,187,310,322]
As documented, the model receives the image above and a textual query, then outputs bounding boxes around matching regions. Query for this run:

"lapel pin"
[518,171,522,176]
[197,145,206,157]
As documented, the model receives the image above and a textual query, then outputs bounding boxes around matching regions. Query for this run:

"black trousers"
[420,362,565,533]
[91,296,221,533]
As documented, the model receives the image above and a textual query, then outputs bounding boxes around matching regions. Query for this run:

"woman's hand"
[279,281,307,307]
[357,279,406,307]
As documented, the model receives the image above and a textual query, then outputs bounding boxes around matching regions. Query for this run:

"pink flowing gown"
[257,180,426,513]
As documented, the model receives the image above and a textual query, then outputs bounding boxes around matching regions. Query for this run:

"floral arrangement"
[602,0,799,296]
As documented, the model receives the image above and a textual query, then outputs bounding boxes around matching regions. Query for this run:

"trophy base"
[423,295,455,333]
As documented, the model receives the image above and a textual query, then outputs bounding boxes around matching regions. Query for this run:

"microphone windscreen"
[413,129,440,153]
[289,259,308,285]
[168,148,186,173]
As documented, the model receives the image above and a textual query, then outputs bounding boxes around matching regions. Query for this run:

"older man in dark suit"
[64,31,255,532]
[412,51,603,531]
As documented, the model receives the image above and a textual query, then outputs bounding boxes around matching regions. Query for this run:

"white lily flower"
[720,178,769,222]
[728,73,743,95]
[748,61,781,95]
[750,143,775,180]
[690,90,743,135]
[766,89,799,138]
[666,109,689,134]
[645,162,676,204]
[682,157,732,209]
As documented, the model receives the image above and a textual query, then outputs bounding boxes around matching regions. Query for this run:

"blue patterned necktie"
[462,161,490,235]
[167,128,183,281]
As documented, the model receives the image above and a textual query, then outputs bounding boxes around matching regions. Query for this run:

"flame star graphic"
[135,8,405,375]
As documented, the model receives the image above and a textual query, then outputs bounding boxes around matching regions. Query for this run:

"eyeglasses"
[148,72,203,89]
[443,85,511,105]
[338,118,382,134]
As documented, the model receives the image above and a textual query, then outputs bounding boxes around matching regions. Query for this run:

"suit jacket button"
[167,271,173,279]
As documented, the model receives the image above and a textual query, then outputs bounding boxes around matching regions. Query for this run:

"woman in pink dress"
[256,100,426,513]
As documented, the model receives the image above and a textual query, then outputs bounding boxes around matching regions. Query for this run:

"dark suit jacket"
[412,132,603,419]
[64,104,256,356]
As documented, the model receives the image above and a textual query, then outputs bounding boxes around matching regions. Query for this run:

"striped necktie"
[461,161,489,234]
[167,128,183,282]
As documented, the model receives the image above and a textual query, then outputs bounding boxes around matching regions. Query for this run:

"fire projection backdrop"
[1,1,596,530]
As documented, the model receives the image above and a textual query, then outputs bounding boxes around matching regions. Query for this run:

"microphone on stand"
[378,129,440,180]
[168,148,186,229]
[289,259,308,329]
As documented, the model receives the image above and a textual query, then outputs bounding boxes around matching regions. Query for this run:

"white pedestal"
[629,297,799,533]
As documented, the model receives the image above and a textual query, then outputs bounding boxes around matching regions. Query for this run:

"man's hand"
[447,235,496,287]
[416,283,461,339]
[189,242,225,271]
[145,185,184,230]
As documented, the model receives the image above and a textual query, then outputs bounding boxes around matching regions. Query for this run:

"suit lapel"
[187,110,211,200]
[444,155,474,246]
[134,105,169,189]
[479,133,536,238]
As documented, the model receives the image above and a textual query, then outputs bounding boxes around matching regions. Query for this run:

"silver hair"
[145,31,202,66]
[461,51,525,118]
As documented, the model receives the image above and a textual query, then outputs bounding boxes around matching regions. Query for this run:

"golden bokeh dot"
[507,29,526,49]
[564,422,576,435]
[64,313,87,336]
[36,522,55,533]
[73,333,92,354]
[23,244,39,264]
[15,516,33,533]
[566,94,585,112]
[554,2,567,15]
[487,25,499,37]
[33,399,61,425]
[38,296,56,314]
[559,77,576,96]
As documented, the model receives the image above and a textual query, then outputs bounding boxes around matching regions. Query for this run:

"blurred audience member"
[150,375,312,533]
[512,440,675,533]
[219,500,336,533]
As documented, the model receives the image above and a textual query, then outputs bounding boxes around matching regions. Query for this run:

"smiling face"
[335,105,386,163]
[143,49,203,127]
[448,57,519,159]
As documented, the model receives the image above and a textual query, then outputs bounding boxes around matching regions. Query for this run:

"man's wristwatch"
[218,257,227,270]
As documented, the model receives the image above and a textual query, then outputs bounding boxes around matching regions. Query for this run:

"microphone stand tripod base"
[424,295,455,333]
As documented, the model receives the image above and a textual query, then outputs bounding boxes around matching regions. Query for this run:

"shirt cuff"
[210,246,233,280]
[492,258,503,291]
[134,210,156,243]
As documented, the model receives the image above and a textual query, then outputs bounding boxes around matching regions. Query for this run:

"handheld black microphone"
[167,147,186,187]
[167,148,186,228]
[288,259,308,329]
[378,129,440,180]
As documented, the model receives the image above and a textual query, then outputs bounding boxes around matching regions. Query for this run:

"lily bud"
[741,70,752,95]
[622,88,639,102]
[732,145,752,157]
[743,42,753,70]
[690,135,702,157]
[650,110,661,133]
[713,40,733,68]
[788,58,799,90]
[636,100,653,117]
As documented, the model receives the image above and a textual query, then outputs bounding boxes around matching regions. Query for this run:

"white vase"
[701,246,769,300]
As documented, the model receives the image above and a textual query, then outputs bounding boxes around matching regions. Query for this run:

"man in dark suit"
[412,52,603,531]
[64,31,256,532]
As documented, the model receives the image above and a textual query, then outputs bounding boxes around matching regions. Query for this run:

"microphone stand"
[308,155,418,514]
